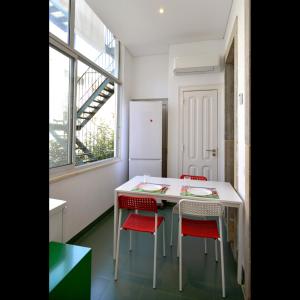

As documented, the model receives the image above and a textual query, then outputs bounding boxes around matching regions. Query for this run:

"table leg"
[113,190,118,260]
[237,203,243,284]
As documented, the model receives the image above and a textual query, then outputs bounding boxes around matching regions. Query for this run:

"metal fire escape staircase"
[49,0,116,163]
[50,68,115,163]
[76,78,114,131]
[75,76,115,161]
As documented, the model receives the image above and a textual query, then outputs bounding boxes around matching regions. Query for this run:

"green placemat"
[180,186,219,199]
[131,182,169,195]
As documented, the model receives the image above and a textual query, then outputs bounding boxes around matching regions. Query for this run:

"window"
[49,0,69,44]
[74,0,119,77]
[49,47,72,168]
[49,0,120,171]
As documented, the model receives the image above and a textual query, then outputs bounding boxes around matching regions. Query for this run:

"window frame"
[49,0,122,178]
[49,44,74,169]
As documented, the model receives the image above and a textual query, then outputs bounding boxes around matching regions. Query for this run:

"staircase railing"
[77,38,116,105]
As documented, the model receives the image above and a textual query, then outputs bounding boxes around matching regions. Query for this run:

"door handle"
[206,149,217,156]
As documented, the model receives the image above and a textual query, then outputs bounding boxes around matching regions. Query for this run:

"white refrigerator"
[129,101,162,179]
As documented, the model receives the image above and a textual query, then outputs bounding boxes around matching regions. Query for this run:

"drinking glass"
[183,175,190,188]
[143,174,150,184]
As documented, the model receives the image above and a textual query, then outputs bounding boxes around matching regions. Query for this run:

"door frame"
[178,84,224,180]
[224,17,238,189]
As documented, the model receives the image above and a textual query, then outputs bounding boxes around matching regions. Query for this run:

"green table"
[49,242,92,300]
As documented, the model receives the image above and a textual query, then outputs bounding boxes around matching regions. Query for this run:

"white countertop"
[49,198,66,216]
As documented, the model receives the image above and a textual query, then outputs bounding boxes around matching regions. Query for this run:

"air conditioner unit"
[173,54,219,74]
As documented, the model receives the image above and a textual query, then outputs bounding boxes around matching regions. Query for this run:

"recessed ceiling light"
[159,8,164,14]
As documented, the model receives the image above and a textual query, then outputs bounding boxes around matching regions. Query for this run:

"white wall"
[224,0,245,200]
[49,45,133,242]
[131,54,168,99]
[167,40,225,179]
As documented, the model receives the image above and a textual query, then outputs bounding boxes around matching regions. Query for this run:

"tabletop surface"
[49,242,91,292]
[115,176,243,206]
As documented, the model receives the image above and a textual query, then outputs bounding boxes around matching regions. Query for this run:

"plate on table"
[187,187,212,196]
[140,183,162,192]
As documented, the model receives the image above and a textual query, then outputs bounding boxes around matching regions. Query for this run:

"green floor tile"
[100,278,144,300]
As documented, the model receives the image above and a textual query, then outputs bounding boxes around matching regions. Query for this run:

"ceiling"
[86,0,233,57]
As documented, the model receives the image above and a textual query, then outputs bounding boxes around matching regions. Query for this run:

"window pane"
[49,0,69,43]
[49,47,71,168]
[75,61,117,165]
[74,0,119,78]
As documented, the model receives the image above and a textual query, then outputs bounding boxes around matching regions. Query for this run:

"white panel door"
[129,101,162,159]
[182,90,218,180]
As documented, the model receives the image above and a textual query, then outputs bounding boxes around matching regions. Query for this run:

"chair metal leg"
[177,226,180,257]
[203,217,207,254]
[153,231,157,289]
[153,214,158,289]
[129,209,138,252]
[220,238,225,297]
[179,223,182,291]
[163,221,166,257]
[129,231,132,251]
[170,212,174,246]
[219,217,226,298]
[215,239,218,262]
[226,207,230,242]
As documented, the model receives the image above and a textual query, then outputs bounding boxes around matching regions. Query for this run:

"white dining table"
[113,176,243,285]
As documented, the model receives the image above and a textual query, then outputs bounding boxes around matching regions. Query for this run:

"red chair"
[114,195,166,289]
[179,174,208,181]
[178,199,225,297]
[170,174,208,248]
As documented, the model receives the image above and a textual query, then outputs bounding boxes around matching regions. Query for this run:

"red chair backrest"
[118,195,158,213]
[180,174,208,181]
